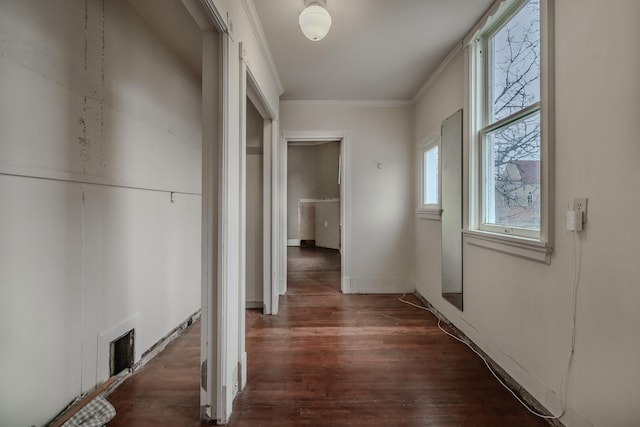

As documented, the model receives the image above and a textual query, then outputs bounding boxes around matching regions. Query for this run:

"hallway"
[108,247,548,426]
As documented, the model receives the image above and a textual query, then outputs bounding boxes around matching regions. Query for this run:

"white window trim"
[417,133,442,221]
[464,0,555,263]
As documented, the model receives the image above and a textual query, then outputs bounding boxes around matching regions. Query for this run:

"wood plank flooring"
[108,246,549,426]
[107,322,201,427]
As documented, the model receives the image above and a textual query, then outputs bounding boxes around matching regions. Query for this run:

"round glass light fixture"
[299,0,332,41]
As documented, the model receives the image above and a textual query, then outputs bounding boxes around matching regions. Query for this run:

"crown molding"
[412,40,464,103]
[280,99,413,108]
[241,0,284,95]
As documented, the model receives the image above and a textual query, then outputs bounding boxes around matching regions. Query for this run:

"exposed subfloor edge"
[105,309,202,396]
[412,292,562,427]
[47,310,202,426]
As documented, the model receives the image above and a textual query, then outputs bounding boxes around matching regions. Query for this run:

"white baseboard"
[413,290,583,427]
[287,239,300,246]
[245,301,263,309]
[348,278,414,294]
[342,276,352,294]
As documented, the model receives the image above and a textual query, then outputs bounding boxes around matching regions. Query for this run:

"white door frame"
[238,44,278,396]
[184,0,282,423]
[181,0,227,422]
[243,59,279,315]
[279,130,352,295]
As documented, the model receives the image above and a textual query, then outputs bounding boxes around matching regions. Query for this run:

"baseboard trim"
[412,292,561,426]
[245,301,263,309]
[348,278,414,294]
[287,239,300,246]
[341,276,352,294]
[50,310,201,426]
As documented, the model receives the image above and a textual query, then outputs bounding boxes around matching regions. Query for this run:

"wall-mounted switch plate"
[572,197,588,224]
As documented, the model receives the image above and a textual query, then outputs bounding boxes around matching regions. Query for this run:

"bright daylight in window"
[482,0,541,235]
[423,144,439,206]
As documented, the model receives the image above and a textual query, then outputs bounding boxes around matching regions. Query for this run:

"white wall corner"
[412,41,463,103]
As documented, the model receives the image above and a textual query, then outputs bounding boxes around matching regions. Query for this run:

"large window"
[467,0,553,260]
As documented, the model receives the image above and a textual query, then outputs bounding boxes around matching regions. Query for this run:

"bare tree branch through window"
[485,0,541,229]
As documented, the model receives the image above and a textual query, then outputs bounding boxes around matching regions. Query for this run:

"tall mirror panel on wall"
[441,109,463,310]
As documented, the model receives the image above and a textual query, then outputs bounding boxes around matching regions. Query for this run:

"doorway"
[286,140,342,293]
[279,130,352,296]
[245,98,265,310]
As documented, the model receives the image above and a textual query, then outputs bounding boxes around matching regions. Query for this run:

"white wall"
[0,1,202,426]
[414,1,640,426]
[280,102,414,293]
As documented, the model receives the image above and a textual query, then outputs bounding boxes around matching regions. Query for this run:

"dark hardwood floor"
[107,321,201,427]
[108,246,548,426]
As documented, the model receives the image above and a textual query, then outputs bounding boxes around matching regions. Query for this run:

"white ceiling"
[253,0,493,101]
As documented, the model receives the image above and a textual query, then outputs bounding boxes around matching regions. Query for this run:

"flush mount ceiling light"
[299,0,332,41]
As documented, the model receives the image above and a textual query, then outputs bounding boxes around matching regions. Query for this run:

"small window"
[423,144,439,205]
[417,137,441,219]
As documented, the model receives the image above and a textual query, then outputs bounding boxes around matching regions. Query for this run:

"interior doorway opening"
[288,141,341,248]
[245,98,266,310]
[286,140,342,293]
[279,130,351,297]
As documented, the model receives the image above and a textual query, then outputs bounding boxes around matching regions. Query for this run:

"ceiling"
[253,0,493,101]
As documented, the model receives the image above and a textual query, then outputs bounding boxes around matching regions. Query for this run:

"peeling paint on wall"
[81,0,89,175]
[0,1,203,425]
[77,0,108,177]
[98,0,106,176]
[200,405,213,422]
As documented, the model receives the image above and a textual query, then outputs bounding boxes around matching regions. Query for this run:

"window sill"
[416,209,442,221]
[463,229,553,264]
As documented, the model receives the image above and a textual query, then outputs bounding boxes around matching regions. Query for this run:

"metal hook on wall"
[170,192,175,204]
